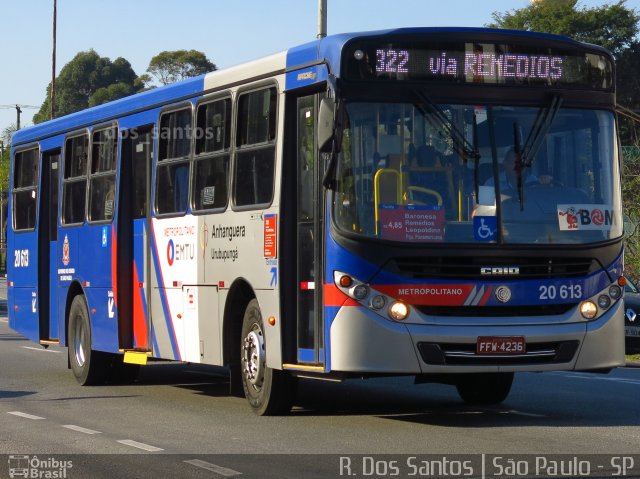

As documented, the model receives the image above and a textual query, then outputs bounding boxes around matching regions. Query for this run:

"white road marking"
[117,439,164,452]
[184,459,243,476]
[477,408,546,418]
[62,425,101,435]
[22,346,62,354]
[8,411,45,420]
[507,409,546,418]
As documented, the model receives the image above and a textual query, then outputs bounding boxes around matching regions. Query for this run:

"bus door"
[39,149,59,341]
[118,126,153,351]
[294,94,324,365]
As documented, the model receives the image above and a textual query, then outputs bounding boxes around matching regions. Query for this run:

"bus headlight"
[580,301,597,319]
[597,294,611,309]
[608,285,622,300]
[353,284,369,300]
[371,295,386,310]
[334,271,410,323]
[389,301,409,321]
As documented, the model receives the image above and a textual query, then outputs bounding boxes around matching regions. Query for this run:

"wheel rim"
[242,324,265,389]
[73,313,86,367]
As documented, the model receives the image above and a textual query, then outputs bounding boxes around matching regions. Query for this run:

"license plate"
[477,336,526,354]
[625,326,640,337]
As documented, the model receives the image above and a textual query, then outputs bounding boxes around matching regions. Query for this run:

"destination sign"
[344,40,613,90]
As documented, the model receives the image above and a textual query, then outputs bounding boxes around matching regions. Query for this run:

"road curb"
[625,361,640,368]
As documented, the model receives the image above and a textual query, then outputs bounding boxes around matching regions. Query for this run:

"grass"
[626,354,640,362]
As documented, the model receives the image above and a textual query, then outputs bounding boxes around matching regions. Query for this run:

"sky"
[1,0,638,133]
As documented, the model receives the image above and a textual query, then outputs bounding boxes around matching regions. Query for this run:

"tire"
[240,299,295,415]
[455,372,514,405]
[68,295,106,385]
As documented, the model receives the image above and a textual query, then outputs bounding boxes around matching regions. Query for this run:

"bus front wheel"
[240,299,295,415]
[455,372,514,405]
[68,295,106,385]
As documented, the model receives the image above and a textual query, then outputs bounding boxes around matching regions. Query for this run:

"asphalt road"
[1,315,639,478]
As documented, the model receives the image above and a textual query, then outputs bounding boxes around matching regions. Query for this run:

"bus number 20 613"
[538,284,582,300]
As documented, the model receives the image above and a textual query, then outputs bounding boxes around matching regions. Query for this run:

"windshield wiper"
[511,94,562,211]
[413,91,481,197]
[521,94,563,168]
[513,124,525,211]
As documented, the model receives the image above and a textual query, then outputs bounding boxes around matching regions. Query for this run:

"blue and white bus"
[8,27,625,415]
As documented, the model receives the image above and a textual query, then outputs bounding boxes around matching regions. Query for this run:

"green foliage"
[88,83,136,107]
[623,147,640,278]
[0,141,9,193]
[147,50,216,86]
[489,0,639,56]
[33,50,141,123]
[0,125,16,194]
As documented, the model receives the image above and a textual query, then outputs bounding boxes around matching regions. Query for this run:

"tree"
[0,125,13,192]
[489,0,640,144]
[147,50,216,86]
[489,0,639,57]
[33,50,143,123]
[89,83,136,107]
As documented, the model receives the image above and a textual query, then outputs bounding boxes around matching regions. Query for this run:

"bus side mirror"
[318,97,335,153]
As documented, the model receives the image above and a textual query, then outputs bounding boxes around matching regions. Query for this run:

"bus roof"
[12,27,606,147]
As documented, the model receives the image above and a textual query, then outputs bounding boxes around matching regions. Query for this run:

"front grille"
[417,341,579,366]
[388,256,596,280]
[415,304,575,317]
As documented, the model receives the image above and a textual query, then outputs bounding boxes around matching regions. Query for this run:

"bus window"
[88,127,117,222]
[233,87,277,208]
[156,107,192,215]
[12,147,39,231]
[62,134,89,225]
[193,98,231,211]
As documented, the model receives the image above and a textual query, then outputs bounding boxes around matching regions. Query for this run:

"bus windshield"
[333,101,622,245]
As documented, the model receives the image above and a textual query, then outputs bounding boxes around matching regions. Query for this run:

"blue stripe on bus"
[12,75,205,146]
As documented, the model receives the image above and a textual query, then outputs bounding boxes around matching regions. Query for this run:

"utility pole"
[16,105,22,130]
[318,0,327,38]
[51,0,57,120]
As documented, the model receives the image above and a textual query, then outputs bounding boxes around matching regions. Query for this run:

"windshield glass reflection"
[333,102,621,244]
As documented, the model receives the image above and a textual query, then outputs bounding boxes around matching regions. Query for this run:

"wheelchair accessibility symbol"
[474,216,497,241]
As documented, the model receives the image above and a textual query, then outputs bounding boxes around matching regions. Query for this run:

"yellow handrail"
[373,168,402,235]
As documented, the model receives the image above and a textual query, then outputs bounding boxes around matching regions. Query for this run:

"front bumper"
[329,300,625,373]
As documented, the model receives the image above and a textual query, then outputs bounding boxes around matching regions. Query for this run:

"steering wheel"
[406,186,443,206]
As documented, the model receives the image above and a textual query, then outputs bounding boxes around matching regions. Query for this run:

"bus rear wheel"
[240,299,295,415]
[68,295,106,385]
[455,372,514,405]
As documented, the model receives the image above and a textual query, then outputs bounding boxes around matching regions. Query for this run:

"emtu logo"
[167,239,175,266]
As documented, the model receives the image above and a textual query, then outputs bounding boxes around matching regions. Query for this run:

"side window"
[12,147,39,231]
[62,134,89,225]
[88,127,118,222]
[233,87,277,208]
[193,98,231,211]
[156,107,192,215]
